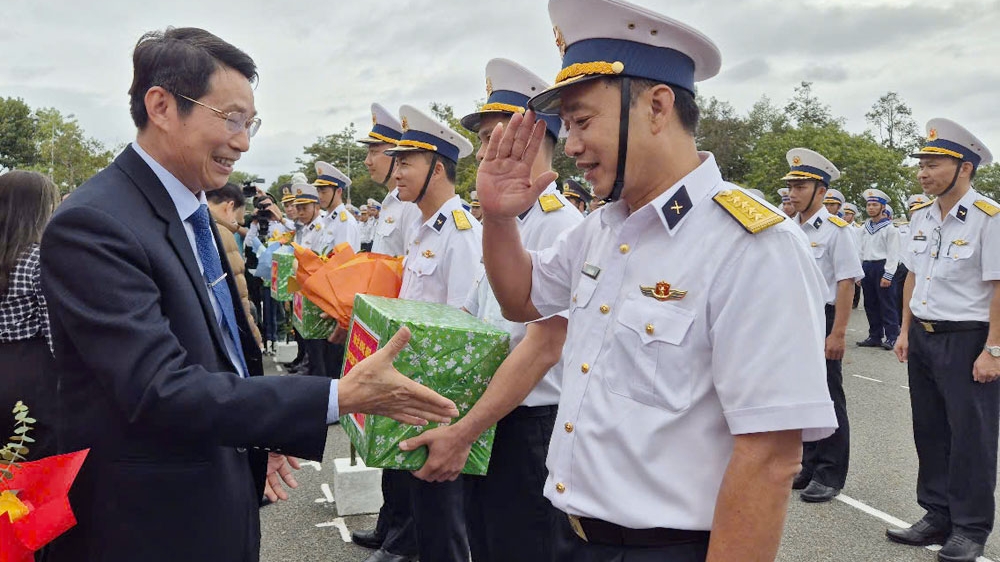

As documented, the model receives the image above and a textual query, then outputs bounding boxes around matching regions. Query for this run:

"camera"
[253,201,272,230]
[241,177,265,197]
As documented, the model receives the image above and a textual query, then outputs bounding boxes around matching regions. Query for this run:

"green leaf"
[13,412,25,422]
[0,450,12,461]
[21,418,36,424]
[0,469,12,479]
[13,426,29,435]
[18,436,34,444]
[8,435,23,442]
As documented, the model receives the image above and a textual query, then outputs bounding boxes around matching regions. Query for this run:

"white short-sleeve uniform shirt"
[901,189,1000,322]
[399,195,482,308]
[321,203,361,252]
[528,154,837,530]
[464,183,583,407]
[373,189,422,257]
[796,208,864,305]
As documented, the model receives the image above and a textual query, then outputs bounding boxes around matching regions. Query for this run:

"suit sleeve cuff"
[326,380,340,423]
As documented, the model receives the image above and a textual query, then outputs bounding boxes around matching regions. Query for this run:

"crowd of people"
[1,1,999,562]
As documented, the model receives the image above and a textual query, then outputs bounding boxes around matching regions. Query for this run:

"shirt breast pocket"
[377,219,397,237]
[811,244,826,259]
[570,276,598,313]
[608,299,697,412]
[405,254,438,278]
[939,243,976,279]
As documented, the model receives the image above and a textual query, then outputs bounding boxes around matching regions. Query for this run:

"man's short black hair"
[206,182,246,207]
[129,27,257,129]
[625,78,699,136]
[418,151,457,183]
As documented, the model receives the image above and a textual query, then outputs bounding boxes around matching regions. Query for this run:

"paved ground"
[260,307,1000,561]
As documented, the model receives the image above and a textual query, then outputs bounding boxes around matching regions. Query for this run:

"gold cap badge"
[792,156,802,165]
[928,128,938,141]
[554,26,567,58]
[401,116,409,132]
[486,76,494,97]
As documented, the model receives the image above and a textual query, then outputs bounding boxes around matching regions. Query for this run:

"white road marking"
[300,460,323,471]
[274,364,283,373]
[901,385,909,390]
[316,517,352,542]
[320,483,335,503]
[852,374,883,383]
[836,494,996,562]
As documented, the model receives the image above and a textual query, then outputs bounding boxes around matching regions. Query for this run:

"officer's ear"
[646,83,676,135]
[960,161,976,181]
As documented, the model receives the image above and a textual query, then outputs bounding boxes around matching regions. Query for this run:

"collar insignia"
[433,213,446,232]
[661,186,692,230]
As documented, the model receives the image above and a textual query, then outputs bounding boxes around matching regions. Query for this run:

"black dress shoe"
[351,528,383,550]
[857,338,884,347]
[799,480,840,503]
[792,471,812,490]
[362,549,415,562]
[885,517,950,546]
[937,534,984,562]
[882,340,896,351]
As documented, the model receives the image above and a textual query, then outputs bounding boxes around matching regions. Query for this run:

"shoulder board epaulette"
[712,190,785,234]
[452,209,473,231]
[339,211,348,222]
[828,215,848,228]
[974,199,1000,217]
[538,193,564,213]
[910,200,933,213]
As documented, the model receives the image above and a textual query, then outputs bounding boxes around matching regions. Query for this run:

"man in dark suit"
[39,27,457,562]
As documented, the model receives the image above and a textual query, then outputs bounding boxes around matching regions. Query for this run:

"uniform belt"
[507,404,558,420]
[914,318,989,334]
[567,515,710,547]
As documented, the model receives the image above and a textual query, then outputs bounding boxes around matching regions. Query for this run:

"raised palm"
[476,110,559,218]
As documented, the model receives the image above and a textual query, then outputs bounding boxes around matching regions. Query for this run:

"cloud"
[801,64,849,83]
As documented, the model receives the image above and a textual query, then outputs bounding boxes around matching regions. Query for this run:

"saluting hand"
[339,327,459,426]
[476,110,558,219]
[400,424,472,483]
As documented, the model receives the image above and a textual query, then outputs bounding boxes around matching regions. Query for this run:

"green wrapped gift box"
[270,249,295,302]
[292,292,336,340]
[340,295,509,475]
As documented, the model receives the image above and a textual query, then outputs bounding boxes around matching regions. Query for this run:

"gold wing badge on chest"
[640,281,687,301]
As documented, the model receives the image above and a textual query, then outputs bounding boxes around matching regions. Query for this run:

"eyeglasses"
[175,93,261,138]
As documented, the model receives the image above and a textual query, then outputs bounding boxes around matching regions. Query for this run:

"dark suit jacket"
[40,146,333,562]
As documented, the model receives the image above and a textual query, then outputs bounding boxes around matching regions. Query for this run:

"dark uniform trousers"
[302,340,344,379]
[891,264,909,323]
[464,404,560,562]
[861,259,900,343]
[908,322,998,543]
[381,472,468,561]
[801,304,850,488]
[376,470,418,556]
[555,520,709,562]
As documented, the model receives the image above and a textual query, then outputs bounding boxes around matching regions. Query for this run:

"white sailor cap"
[461,58,563,140]
[843,202,859,215]
[911,118,992,169]
[290,172,309,185]
[777,187,791,203]
[906,194,930,209]
[823,189,845,206]
[366,198,381,209]
[864,189,891,205]
[385,105,474,163]
[314,161,351,190]
[781,148,841,185]
[529,0,722,113]
[292,182,320,205]
[357,102,403,145]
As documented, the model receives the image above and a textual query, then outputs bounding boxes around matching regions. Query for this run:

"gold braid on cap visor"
[480,102,525,114]
[314,179,339,188]
[783,170,825,181]
[918,146,964,159]
[397,139,438,151]
[555,61,625,85]
[368,132,400,145]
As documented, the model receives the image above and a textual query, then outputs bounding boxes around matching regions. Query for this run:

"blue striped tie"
[187,204,248,377]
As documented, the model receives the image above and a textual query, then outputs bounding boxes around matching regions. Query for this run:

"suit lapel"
[113,146,234,370]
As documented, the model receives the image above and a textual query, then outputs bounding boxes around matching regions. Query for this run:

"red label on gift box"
[293,293,304,323]
[271,260,279,287]
[344,319,380,432]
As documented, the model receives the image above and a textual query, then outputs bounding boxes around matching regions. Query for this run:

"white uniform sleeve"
[244,222,259,247]
[463,268,487,316]
[345,221,361,253]
[529,225,580,318]
[983,215,1000,281]
[883,227,900,280]
[444,228,484,309]
[833,226,864,283]
[709,229,836,442]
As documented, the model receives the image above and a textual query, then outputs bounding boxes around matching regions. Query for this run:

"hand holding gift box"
[340,296,509,475]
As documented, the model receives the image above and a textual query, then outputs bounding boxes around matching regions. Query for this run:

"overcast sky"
[4,0,998,184]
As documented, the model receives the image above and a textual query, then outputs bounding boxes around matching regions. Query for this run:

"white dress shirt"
[527,154,836,530]
[321,203,361,252]
[373,189,422,257]
[132,142,246,378]
[399,195,482,308]
[901,189,1000,322]
[296,214,335,254]
[796,208,864,305]
[858,218,900,280]
[464,183,583,407]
